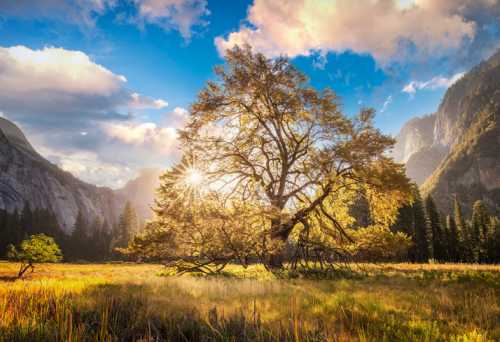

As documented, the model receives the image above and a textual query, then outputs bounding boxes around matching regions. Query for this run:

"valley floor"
[0,262,499,341]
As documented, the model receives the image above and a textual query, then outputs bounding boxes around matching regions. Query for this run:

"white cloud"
[130,92,168,109]
[380,95,393,113]
[134,0,209,39]
[104,122,177,153]
[215,0,498,64]
[103,107,189,154]
[0,46,126,96]
[40,146,135,189]
[0,45,167,116]
[402,72,465,95]
[0,45,173,188]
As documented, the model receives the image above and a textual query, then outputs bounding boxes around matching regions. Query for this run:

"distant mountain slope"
[421,108,500,215]
[115,168,162,222]
[391,114,446,185]
[0,118,126,231]
[394,50,500,215]
[392,114,436,164]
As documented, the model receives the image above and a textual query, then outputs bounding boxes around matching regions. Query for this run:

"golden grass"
[0,261,499,341]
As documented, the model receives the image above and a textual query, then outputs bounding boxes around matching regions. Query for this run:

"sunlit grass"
[0,261,498,341]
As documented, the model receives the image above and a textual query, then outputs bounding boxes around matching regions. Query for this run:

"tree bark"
[17,261,33,279]
[267,219,289,269]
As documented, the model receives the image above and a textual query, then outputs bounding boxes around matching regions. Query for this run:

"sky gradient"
[1,0,499,188]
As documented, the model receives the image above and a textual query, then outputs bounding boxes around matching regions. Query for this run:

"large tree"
[145,46,411,269]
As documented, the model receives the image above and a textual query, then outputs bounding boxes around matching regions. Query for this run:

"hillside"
[115,168,162,222]
[394,50,500,215]
[0,117,125,231]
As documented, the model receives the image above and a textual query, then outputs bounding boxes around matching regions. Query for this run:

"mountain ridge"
[0,118,126,231]
[394,49,500,215]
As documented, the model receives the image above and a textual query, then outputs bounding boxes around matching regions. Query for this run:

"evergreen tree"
[392,201,415,260]
[446,215,460,262]
[488,216,500,262]
[20,201,33,238]
[439,212,450,261]
[425,196,445,261]
[487,216,500,263]
[412,189,429,262]
[111,202,138,257]
[471,200,489,262]
[69,211,89,261]
[453,197,470,262]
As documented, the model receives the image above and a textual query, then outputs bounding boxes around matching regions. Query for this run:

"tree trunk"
[17,261,33,279]
[267,219,289,269]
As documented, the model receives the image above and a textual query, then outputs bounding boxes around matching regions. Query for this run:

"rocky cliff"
[395,50,500,215]
[0,117,125,232]
[392,114,436,163]
[391,114,446,185]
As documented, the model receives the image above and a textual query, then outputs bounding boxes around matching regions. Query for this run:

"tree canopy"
[7,234,62,278]
[124,46,412,271]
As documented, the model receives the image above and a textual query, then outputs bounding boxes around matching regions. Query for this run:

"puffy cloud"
[0,45,173,188]
[216,0,499,64]
[135,0,209,39]
[0,46,167,121]
[0,46,126,97]
[39,146,136,189]
[103,106,188,154]
[130,92,168,109]
[402,72,465,95]
[104,122,177,153]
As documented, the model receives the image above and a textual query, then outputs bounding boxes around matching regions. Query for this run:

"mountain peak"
[0,117,36,153]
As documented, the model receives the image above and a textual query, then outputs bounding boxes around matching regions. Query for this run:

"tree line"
[0,201,140,262]
[392,186,500,263]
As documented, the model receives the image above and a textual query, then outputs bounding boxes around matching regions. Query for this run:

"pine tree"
[20,201,33,238]
[440,212,450,261]
[446,215,460,262]
[425,196,445,261]
[393,202,415,261]
[413,189,429,262]
[69,211,89,261]
[489,216,500,262]
[471,200,489,263]
[485,216,499,262]
[111,202,138,256]
[453,197,471,262]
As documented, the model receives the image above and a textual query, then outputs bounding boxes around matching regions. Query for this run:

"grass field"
[0,262,499,341]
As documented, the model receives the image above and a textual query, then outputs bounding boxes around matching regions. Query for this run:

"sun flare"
[185,168,203,186]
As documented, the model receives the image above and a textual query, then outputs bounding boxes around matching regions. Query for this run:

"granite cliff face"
[394,50,500,215]
[0,117,125,231]
[392,114,436,163]
[391,114,446,185]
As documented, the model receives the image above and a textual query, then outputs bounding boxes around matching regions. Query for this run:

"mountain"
[391,114,448,185]
[394,50,500,215]
[0,117,126,232]
[115,168,162,223]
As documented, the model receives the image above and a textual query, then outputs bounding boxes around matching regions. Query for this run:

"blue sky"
[0,0,499,187]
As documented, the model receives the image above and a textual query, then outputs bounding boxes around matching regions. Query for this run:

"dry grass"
[0,261,499,341]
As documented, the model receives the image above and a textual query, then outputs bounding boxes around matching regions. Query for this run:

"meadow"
[0,262,499,341]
